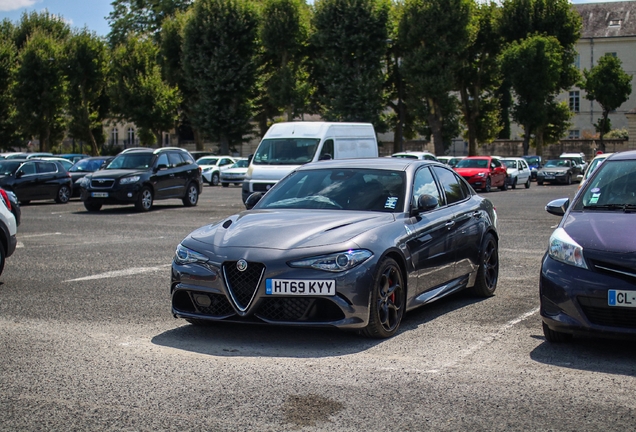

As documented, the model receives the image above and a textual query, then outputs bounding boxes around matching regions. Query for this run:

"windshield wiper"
[584,204,636,213]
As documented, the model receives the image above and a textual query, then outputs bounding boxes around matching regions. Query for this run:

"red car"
[453,156,507,192]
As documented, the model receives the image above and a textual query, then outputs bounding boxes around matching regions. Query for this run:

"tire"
[0,242,6,276]
[135,186,153,212]
[525,178,531,189]
[511,178,517,189]
[470,233,499,297]
[182,182,199,207]
[55,185,71,204]
[482,178,491,193]
[211,173,220,186]
[221,182,229,188]
[566,174,572,185]
[84,201,102,212]
[537,180,544,186]
[361,257,406,339]
[499,178,508,191]
[542,322,573,343]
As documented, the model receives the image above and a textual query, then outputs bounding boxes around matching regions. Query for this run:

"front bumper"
[80,184,143,205]
[540,254,636,339]
[537,173,569,184]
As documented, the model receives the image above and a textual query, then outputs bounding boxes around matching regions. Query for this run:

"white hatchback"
[500,157,532,189]
[196,156,237,186]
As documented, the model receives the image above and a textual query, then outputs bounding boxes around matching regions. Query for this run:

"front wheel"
[135,187,153,212]
[361,257,405,339]
[55,185,71,203]
[470,233,499,297]
[482,178,491,193]
[84,201,102,212]
[211,172,220,186]
[542,322,572,343]
[566,174,572,185]
[221,182,229,188]
[182,182,199,207]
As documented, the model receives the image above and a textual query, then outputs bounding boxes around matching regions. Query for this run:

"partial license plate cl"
[608,290,636,307]
[91,192,109,198]
[266,279,335,296]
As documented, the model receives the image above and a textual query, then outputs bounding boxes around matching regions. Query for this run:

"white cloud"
[0,0,41,12]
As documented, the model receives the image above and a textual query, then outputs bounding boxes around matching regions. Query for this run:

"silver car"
[171,158,499,338]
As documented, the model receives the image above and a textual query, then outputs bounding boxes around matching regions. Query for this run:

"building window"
[111,128,118,145]
[606,52,617,58]
[568,130,580,139]
[569,91,580,113]
[609,20,622,27]
[574,53,580,70]
[127,127,135,147]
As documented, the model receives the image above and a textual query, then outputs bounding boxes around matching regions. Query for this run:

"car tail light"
[0,189,11,211]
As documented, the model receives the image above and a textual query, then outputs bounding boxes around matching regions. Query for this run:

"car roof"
[607,150,636,161]
[296,157,439,172]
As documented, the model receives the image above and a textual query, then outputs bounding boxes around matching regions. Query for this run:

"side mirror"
[155,164,168,171]
[245,192,263,210]
[411,194,439,216]
[247,154,253,164]
[319,153,332,161]
[546,198,569,216]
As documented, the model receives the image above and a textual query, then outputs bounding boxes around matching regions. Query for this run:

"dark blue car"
[541,150,636,342]
[522,155,542,180]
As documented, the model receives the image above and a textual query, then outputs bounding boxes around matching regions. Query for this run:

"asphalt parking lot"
[1,181,635,431]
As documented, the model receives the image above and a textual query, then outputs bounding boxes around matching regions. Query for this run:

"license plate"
[91,192,109,198]
[266,279,335,296]
[608,290,636,307]
[545,176,555,179]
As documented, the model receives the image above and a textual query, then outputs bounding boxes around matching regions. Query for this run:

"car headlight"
[120,176,140,185]
[77,177,90,187]
[174,244,209,265]
[289,249,373,272]
[476,172,487,177]
[548,228,587,269]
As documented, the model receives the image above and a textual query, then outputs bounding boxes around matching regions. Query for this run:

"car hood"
[189,210,395,250]
[506,168,519,175]
[454,167,488,176]
[222,168,248,175]
[540,167,569,174]
[564,211,636,252]
[90,169,147,179]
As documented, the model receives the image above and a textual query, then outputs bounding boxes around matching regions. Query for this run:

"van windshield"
[253,138,320,165]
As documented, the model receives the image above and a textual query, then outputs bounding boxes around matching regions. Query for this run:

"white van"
[241,122,378,203]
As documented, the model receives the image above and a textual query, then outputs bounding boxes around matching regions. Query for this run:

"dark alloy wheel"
[361,257,405,339]
[84,201,102,212]
[542,322,573,343]
[55,185,71,204]
[135,187,153,212]
[482,177,492,193]
[182,183,199,207]
[470,233,499,297]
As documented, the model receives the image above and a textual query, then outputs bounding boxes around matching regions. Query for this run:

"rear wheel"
[542,322,573,343]
[499,177,508,191]
[135,187,153,212]
[361,257,405,339]
[84,201,102,212]
[221,182,229,188]
[55,185,71,203]
[470,233,499,297]
[511,177,517,189]
[537,180,544,186]
[182,182,199,207]
[525,178,531,189]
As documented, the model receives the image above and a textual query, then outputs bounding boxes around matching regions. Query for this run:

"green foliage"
[13,10,71,50]
[109,35,181,145]
[183,0,259,154]
[309,0,389,126]
[542,100,571,145]
[605,128,628,140]
[107,0,193,47]
[13,30,68,151]
[64,30,110,155]
[0,36,19,148]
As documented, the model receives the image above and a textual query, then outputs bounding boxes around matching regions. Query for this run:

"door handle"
[472,211,481,218]
[445,220,455,229]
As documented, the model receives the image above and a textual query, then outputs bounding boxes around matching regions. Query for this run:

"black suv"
[0,159,72,205]
[79,147,202,212]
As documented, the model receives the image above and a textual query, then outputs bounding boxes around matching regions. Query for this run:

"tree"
[64,30,110,155]
[399,0,474,156]
[457,1,502,155]
[0,35,19,149]
[500,34,567,155]
[258,0,311,125]
[12,10,71,50]
[107,0,193,46]
[182,0,259,155]
[309,0,389,127]
[13,31,68,152]
[579,54,632,152]
[109,35,181,146]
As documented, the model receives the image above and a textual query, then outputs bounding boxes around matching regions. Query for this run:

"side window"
[156,153,169,168]
[220,158,233,166]
[491,159,501,168]
[412,167,441,208]
[20,162,36,175]
[38,162,57,174]
[182,152,195,164]
[432,166,466,205]
[168,152,182,168]
[320,139,334,160]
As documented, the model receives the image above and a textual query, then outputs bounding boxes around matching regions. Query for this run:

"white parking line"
[19,232,62,238]
[430,307,540,372]
[64,264,172,282]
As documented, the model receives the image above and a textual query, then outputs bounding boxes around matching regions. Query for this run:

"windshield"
[0,161,21,175]
[106,153,154,170]
[256,168,406,212]
[197,157,219,165]
[583,157,607,180]
[523,156,540,165]
[502,160,517,169]
[455,158,489,168]
[232,159,249,168]
[575,159,636,209]
[544,160,569,168]
[253,138,320,165]
[70,158,107,172]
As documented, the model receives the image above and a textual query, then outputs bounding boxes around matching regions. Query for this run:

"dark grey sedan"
[171,158,499,338]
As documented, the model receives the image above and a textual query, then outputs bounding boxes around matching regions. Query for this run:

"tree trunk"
[459,87,478,156]
[535,125,544,157]
[193,128,203,151]
[522,122,531,156]
[598,112,608,153]
[88,129,100,156]
[155,130,163,147]
[220,133,229,155]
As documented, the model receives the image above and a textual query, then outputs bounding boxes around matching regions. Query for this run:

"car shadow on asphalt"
[529,336,636,377]
[150,290,483,358]
[71,203,188,215]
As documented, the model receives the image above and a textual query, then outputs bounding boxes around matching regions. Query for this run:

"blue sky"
[0,0,630,38]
